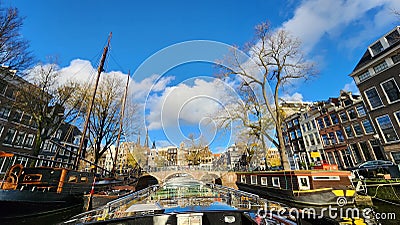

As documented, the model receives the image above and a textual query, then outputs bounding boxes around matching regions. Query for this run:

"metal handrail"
[63,184,159,224]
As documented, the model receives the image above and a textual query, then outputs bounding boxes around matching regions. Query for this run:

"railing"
[146,165,229,173]
[63,184,159,224]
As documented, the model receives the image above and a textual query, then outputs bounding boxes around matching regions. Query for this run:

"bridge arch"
[165,173,195,182]
[135,174,158,191]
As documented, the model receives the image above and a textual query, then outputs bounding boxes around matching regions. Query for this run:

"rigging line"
[109,52,126,73]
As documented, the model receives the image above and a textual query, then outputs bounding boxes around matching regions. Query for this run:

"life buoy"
[6,164,23,184]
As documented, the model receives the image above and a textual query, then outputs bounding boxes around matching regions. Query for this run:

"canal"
[62,175,397,225]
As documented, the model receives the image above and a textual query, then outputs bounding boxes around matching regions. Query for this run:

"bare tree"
[77,75,130,167]
[14,61,81,157]
[0,5,34,73]
[217,22,315,170]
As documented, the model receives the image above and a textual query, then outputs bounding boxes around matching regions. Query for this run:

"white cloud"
[280,92,304,102]
[342,80,360,95]
[282,0,400,53]
[145,78,236,130]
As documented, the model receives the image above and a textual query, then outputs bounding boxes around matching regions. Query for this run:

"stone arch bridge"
[139,169,237,188]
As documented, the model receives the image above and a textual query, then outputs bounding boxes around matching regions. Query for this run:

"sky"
[6,0,400,152]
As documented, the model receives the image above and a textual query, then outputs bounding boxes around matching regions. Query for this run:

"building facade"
[349,26,400,163]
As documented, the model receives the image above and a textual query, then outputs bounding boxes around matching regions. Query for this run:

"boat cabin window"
[23,174,42,182]
[272,177,280,187]
[241,175,246,183]
[297,176,310,190]
[68,175,78,182]
[261,177,267,186]
[312,176,340,181]
[250,175,257,184]
[80,176,88,183]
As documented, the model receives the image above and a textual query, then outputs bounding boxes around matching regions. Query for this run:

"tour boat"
[236,170,356,206]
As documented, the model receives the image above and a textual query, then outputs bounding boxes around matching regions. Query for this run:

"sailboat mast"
[112,72,130,174]
[74,32,112,169]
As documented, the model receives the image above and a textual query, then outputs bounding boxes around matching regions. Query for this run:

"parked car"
[350,160,396,178]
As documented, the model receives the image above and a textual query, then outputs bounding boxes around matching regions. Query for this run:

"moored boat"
[0,162,95,220]
[236,170,356,206]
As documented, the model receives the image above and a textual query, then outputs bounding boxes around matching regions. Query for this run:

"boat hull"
[236,182,354,206]
[0,189,83,220]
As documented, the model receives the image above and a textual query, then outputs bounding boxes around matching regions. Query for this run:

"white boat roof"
[125,203,163,212]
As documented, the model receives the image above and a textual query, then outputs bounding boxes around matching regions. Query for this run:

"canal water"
[12,176,399,224]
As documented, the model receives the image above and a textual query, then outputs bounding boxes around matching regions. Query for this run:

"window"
[3,128,16,145]
[296,129,302,138]
[315,133,321,144]
[0,80,7,95]
[370,41,384,56]
[272,177,280,187]
[5,88,15,99]
[339,112,348,122]
[261,177,267,186]
[348,109,357,120]
[359,70,371,82]
[386,30,400,46]
[0,107,10,119]
[392,54,400,64]
[396,111,400,125]
[317,118,325,129]
[330,114,339,124]
[362,120,374,134]
[344,126,354,138]
[287,121,293,128]
[374,61,389,73]
[24,134,34,147]
[353,124,363,136]
[336,130,345,142]
[381,79,400,103]
[365,87,383,109]
[312,176,340,181]
[322,134,329,146]
[241,175,246,183]
[324,116,331,126]
[293,119,299,126]
[302,124,306,132]
[376,115,399,142]
[55,129,62,139]
[14,131,25,146]
[350,144,363,164]
[328,132,337,144]
[311,120,316,129]
[356,105,366,117]
[309,134,315,146]
[297,176,310,190]
[12,111,22,123]
[392,152,400,164]
[306,122,311,131]
[251,175,257,184]
[290,131,296,139]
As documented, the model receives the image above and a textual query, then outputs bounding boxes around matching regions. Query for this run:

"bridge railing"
[145,165,229,173]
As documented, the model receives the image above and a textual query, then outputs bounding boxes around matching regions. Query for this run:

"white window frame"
[380,78,400,104]
[240,175,246,183]
[272,177,280,188]
[312,176,340,181]
[395,111,400,126]
[261,177,267,186]
[364,86,384,110]
[250,175,257,184]
[297,176,310,190]
[376,114,399,143]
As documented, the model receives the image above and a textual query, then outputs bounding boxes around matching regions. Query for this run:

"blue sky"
[7,0,400,152]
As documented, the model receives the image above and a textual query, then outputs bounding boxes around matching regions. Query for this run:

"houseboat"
[236,170,356,206]
[0,163,95,221]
